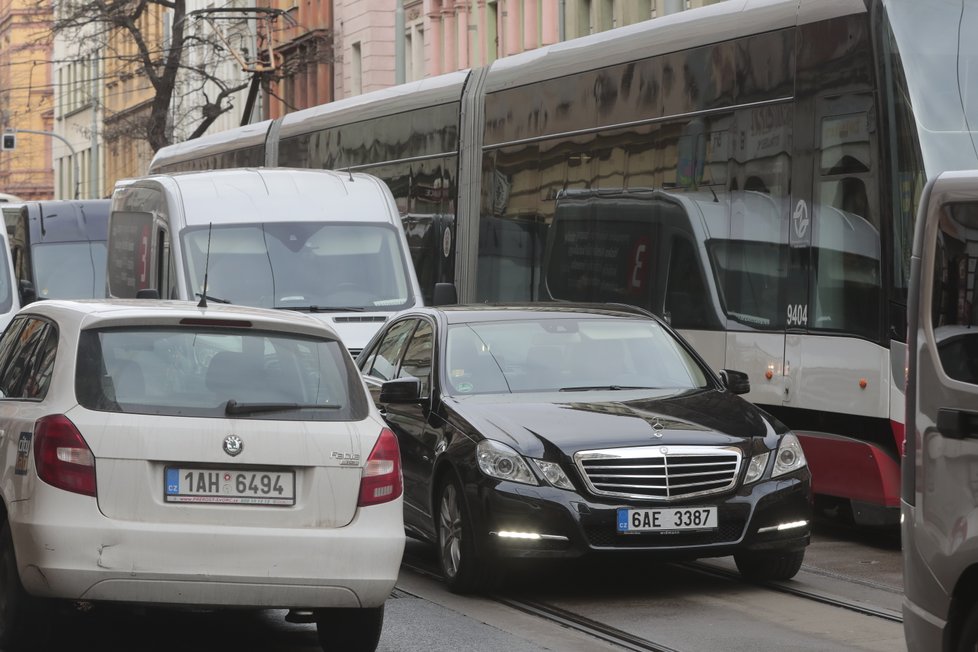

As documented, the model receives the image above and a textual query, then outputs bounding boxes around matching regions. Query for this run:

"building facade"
[260,0,334,119]
[0,0,54,199]
[52,15,103,199]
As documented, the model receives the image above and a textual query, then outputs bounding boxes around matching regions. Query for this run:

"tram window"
[665,237,711,330]
[931,203,978,385]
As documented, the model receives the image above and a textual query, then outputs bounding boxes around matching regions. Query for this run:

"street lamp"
[3,128,80,199]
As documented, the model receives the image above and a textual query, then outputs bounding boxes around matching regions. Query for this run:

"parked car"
[1,200,110,303]
[357,304,812,593]
[0,299,404,651]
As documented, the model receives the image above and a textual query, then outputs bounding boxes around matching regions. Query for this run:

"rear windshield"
[76,326,368,421]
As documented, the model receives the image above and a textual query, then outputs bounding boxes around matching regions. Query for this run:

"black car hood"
[446,388,779,458]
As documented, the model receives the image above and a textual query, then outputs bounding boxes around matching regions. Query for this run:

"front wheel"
[734,549,805,581]
[437,476,500,594]
[315,605,384,652]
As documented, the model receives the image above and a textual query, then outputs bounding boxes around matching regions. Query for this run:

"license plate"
[617,507,718,532]
[165,467,295,506]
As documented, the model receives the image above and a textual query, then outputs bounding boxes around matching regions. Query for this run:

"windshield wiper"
[225,399,341,415]
[195,292,231,304]
[558,385,661,392]
[274,305,367,313]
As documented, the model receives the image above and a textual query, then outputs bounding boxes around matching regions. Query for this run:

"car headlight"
[477,439,537,485]
[530,459,574,490]
[772,433,807,477]
[743,452,770,484]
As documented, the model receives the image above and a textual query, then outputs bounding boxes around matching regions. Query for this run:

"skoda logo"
[223,435,244,457]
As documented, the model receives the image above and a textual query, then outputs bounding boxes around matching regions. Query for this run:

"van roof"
[114,168,398,227]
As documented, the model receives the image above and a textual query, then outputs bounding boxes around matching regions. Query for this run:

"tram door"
[784,97,887,424]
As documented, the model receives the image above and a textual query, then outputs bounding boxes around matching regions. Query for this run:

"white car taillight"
[358,428,403,507]
[33,414,97,497]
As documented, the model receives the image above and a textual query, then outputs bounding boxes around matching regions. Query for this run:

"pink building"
[334,1,723,99]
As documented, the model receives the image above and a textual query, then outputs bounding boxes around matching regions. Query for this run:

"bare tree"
[52,0,256,152]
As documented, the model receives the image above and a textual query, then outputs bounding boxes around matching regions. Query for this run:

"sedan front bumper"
[474,473,811,560]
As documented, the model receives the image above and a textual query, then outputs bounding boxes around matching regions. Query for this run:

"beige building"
[0,0,54,199]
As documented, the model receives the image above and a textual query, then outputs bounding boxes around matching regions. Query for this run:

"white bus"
[148,0,975,526]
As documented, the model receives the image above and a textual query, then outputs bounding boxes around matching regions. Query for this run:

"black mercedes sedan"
[357,304,812,593]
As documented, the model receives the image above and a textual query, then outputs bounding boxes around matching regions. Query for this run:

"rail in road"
[679,560,903,623]
[400,561,681,652]
[400,545,904,651]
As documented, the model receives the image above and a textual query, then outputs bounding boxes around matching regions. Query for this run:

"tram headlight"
[772,433,807,477]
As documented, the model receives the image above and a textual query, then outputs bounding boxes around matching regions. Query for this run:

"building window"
[351,42,362,95]
[599,0,614,32]
[488,0,500,63]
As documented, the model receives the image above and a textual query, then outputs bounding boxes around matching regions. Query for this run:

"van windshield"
[32,242,108,299]
[181,222,413,311]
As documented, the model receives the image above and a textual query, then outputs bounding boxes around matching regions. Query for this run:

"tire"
[956,602,978,652]
[315,605,384,652]
[0,520,44,650]
[734,549,805,581]
[436,476,500,594]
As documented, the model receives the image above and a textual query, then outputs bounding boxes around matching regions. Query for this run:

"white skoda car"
[0,300,404,651]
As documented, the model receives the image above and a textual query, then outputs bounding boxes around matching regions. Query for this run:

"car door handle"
[937,408,978,439]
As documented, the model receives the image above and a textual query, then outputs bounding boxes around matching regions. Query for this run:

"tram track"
[680,560,903,623]
[399,551,901,651]
[399,560,682,652]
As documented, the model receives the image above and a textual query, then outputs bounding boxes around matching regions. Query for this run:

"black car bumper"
[473,473,812,560]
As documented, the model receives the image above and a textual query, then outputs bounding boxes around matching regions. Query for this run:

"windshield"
[32,242,107,299]
[883,0,978,174]
[181,222,412,311]
[707,240,787,329]
[444,318,709,395]
[76,326,368,421]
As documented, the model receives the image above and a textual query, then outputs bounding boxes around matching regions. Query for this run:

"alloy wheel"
[439,483,463,579]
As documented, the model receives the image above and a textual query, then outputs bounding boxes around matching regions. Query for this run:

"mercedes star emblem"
[223,434,244,457]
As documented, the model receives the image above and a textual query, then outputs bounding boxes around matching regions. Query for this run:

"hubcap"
[438,484,463,579]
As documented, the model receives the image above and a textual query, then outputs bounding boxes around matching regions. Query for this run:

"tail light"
[33,415,97,497]
[358,428,402,507]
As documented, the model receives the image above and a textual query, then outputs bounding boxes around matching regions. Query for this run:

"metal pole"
[395,0,406,84]
[12,128,80,199]
[662,0,685,14]
[90,52,99,198]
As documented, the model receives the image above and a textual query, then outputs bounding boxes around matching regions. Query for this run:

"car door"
[387,318,439,532]
[906,173,978,604]
[0,316,59,503]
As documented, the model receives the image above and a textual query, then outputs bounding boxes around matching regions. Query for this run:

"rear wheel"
[437,476,499,594]
[0,520,44,650]
[734,549,805,581]
[315,605,384,652]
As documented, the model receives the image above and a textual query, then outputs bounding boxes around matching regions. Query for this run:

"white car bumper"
[8,490,404,609]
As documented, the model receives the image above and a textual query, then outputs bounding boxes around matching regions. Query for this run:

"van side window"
[931,202,978,385]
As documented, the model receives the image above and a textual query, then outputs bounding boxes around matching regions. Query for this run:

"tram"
[148,0,978,526]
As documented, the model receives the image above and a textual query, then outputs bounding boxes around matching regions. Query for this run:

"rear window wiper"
[225,399,341,415]
[558,385,661,392]
[274,305,367,313]
[195,292,231,304]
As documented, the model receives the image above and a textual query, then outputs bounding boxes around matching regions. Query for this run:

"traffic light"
[0,133,14,150]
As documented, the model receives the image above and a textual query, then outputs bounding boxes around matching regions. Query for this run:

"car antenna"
[346,167,354,182]
[197,222,213,309]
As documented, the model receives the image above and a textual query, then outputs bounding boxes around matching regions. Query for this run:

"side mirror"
[380,377,422,404]
[432,283,458,306]
[720,369,750,395]
[19,279,36,305]
[136,288,161,300]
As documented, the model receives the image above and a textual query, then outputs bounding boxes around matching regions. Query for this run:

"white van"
[0,220,21,332]
[107,168,424,354]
